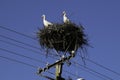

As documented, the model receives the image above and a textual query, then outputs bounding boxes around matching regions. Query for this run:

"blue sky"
[0,0,120,80]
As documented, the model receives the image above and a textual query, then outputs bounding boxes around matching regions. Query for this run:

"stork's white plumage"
[42,14,53,28]
[77,78,85,80]
[62,11,70,23]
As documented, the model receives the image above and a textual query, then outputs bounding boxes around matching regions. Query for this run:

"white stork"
[62,11,70,23]
[41,14,53,28]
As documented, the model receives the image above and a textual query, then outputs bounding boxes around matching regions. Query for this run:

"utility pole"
[37,55,73,80]
[55,62,64,80]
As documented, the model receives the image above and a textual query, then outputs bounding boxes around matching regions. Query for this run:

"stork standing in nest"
[62,11,70,23]
[41,14,53,28]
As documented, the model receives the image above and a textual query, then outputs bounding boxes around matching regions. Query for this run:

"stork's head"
[41,14,45,19]
[62,11,66,15]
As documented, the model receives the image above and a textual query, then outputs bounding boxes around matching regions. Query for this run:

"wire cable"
[72,60,114,80]
[0,26,35,40]
[0,45,109,79]
[0,48,45,64]
[0,39,57,60]
[71,61,109,80]
[39,74,55,80]
[0,26,62,58]
[0,55,55,80]
[63,69,81,78]
[0,26,87,79]
[0,38,114,80]
[0,55,37,68]
[0,39,45,55]
[0,34,40,50]
[0,45,112,80]
[0,40,81,78]
[0,26,117,79]
[86,58,120,76]
[78,52,120,77]
[0,34,58,59]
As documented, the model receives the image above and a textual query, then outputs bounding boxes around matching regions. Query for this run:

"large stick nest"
[37,23,89,53]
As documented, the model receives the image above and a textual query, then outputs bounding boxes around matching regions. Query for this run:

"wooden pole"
[56,62,64,80]
[37,55,73,80]
[37,55,73,74]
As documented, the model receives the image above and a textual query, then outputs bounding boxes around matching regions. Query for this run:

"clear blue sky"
[0,0,120,80]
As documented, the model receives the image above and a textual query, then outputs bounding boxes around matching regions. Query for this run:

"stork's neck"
[63,14,66,18]
[43,16,46,21]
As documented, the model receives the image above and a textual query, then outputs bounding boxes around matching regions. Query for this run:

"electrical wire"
[72,64,107,80]
[0,26,64,58]
[72,60,114,80]
[63,69,81,78]
[86,58,120,76]
[0,26,83,79]
[0,39,57,60]
[0,38,80,79]
[37,71,55,80]
[0,34,40,50]
[0,48,45,64]
[78,52,120,78]
[0,46,80,79]
[0,43,113,80]
[0,39,42,55]
[0,26,35,40]
[0,55,55,80]
[0,39,115,80]
[39,74,55,80]
[0,55,37,68]
[0,26,119,79]
[2,38,115,79]
[0,34,58,59]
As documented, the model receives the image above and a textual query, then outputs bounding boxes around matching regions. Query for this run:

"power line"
[0,37,115,79]
[39,74,55,80]
[37,70,55,80]
[0,34,58,59]
[0,47,78,79]
[70,60,107,80]
[72,64,107,80]
[0,55,73,80]
[63,69,81,78]
[0,34,40,50]
[0,48,45,64]
[0,55,37,68]
[0,26,87,79]
[0,39,57,60]
[0,38,114,77]
[0,26,35,40]
[86,58,120,76]
[0,39,44,55]
[0,55,55,80]
[0,40,80,79]
[78,52,120,77]
[0,26,59,57]
[0,26,117,79]
[0,26,60,57]
[72,61,114,80]
[0,26,57,57]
